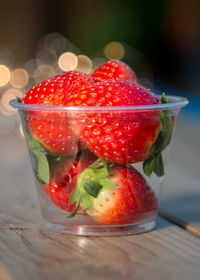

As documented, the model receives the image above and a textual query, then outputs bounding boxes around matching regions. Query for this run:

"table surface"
[0,116,200,280]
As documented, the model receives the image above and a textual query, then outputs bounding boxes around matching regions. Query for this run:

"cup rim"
[10,95,189,112]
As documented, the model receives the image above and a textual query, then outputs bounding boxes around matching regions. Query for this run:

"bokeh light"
[0,65,11,87]
[36,48,58,66]
[76,55,92,74]
[0,47,15,68]
[58,52,78,71]
[44,32,67,54]
[10,68,29,88]
[104,41,125,60]
[24,59,38,75]
[122,43,154,80]
[33,64,56,83]
[92,57,107,71]
[1,88,23,115]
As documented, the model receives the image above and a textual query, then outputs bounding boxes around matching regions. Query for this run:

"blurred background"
[0,0,200,125]
[0,0,199,227]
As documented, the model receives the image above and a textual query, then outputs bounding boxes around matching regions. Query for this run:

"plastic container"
[10,95,188,236]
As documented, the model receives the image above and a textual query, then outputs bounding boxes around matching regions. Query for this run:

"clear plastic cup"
[10,95,188,236]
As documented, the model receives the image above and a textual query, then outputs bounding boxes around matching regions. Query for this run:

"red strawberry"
[44,149,97,212]
[65,80,161,164]
[86,165,158,225]
[68,159,158,225]
[21,71,94,156]
[92,59,137,82]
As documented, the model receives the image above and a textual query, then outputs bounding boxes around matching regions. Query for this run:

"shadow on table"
[157,192,200,229]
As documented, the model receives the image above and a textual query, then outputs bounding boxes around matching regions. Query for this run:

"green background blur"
[0,0,200,104]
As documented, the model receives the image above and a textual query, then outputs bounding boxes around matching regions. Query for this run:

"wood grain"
[0,217,200,280]
[0,118,200,280]
[160,119,200,236]
[1,118,200,231]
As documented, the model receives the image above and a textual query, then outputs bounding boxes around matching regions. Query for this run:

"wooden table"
[0,117,200,280]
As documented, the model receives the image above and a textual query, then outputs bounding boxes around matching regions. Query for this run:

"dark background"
[0,0,200,124]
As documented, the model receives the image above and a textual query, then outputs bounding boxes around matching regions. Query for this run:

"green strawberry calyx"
[67,158,118,218]
[16,96,22,103]
[22,118,51,184]
[143,93,173,177]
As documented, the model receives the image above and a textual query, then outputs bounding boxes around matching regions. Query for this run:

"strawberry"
[65,80,161,164]
[21,71,94,156]
[87,165,158,225]
[44,149,97,212]
[92,59,137,82]
[68,159,158,225]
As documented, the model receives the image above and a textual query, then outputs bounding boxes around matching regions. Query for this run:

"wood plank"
[0,132,199,280]
[160,212,200,237]
[0,217,200,280]
[1,111,199,236]
[160,119,200,236]
[0,119,200,280]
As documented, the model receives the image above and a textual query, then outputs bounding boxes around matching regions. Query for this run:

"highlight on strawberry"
[92,59,137,82]
[16,59,174,225]
[65,80,162,165]
[21,71,94,157]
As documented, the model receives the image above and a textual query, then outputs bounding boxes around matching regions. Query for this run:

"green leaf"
[68,187,92,217]
[152,132,164,154]
[20,112,50,184]
[97,178,118,190]
[161,93,168,104]
[79,159,109,183]
[80,193,92,211]
[143,155,157,177]
[88,158,109,172]
[69,188,79,205]
[160,94,173,147]
[154,154,164,177]
[161,113,173,147]
[143,93,172,177]
[89,166,109,179]
[67,158,116,219]
[29,137,42,150]
[28,137,50,184]
[16,96,22,103]
[37,151,50,184]
[87,158,109,178]
[101,160,110,172]
[83,179,103,198]
[88,158,101,168]
[67,199,81,218]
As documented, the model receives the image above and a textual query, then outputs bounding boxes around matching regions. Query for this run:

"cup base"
[45,219,156,236]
